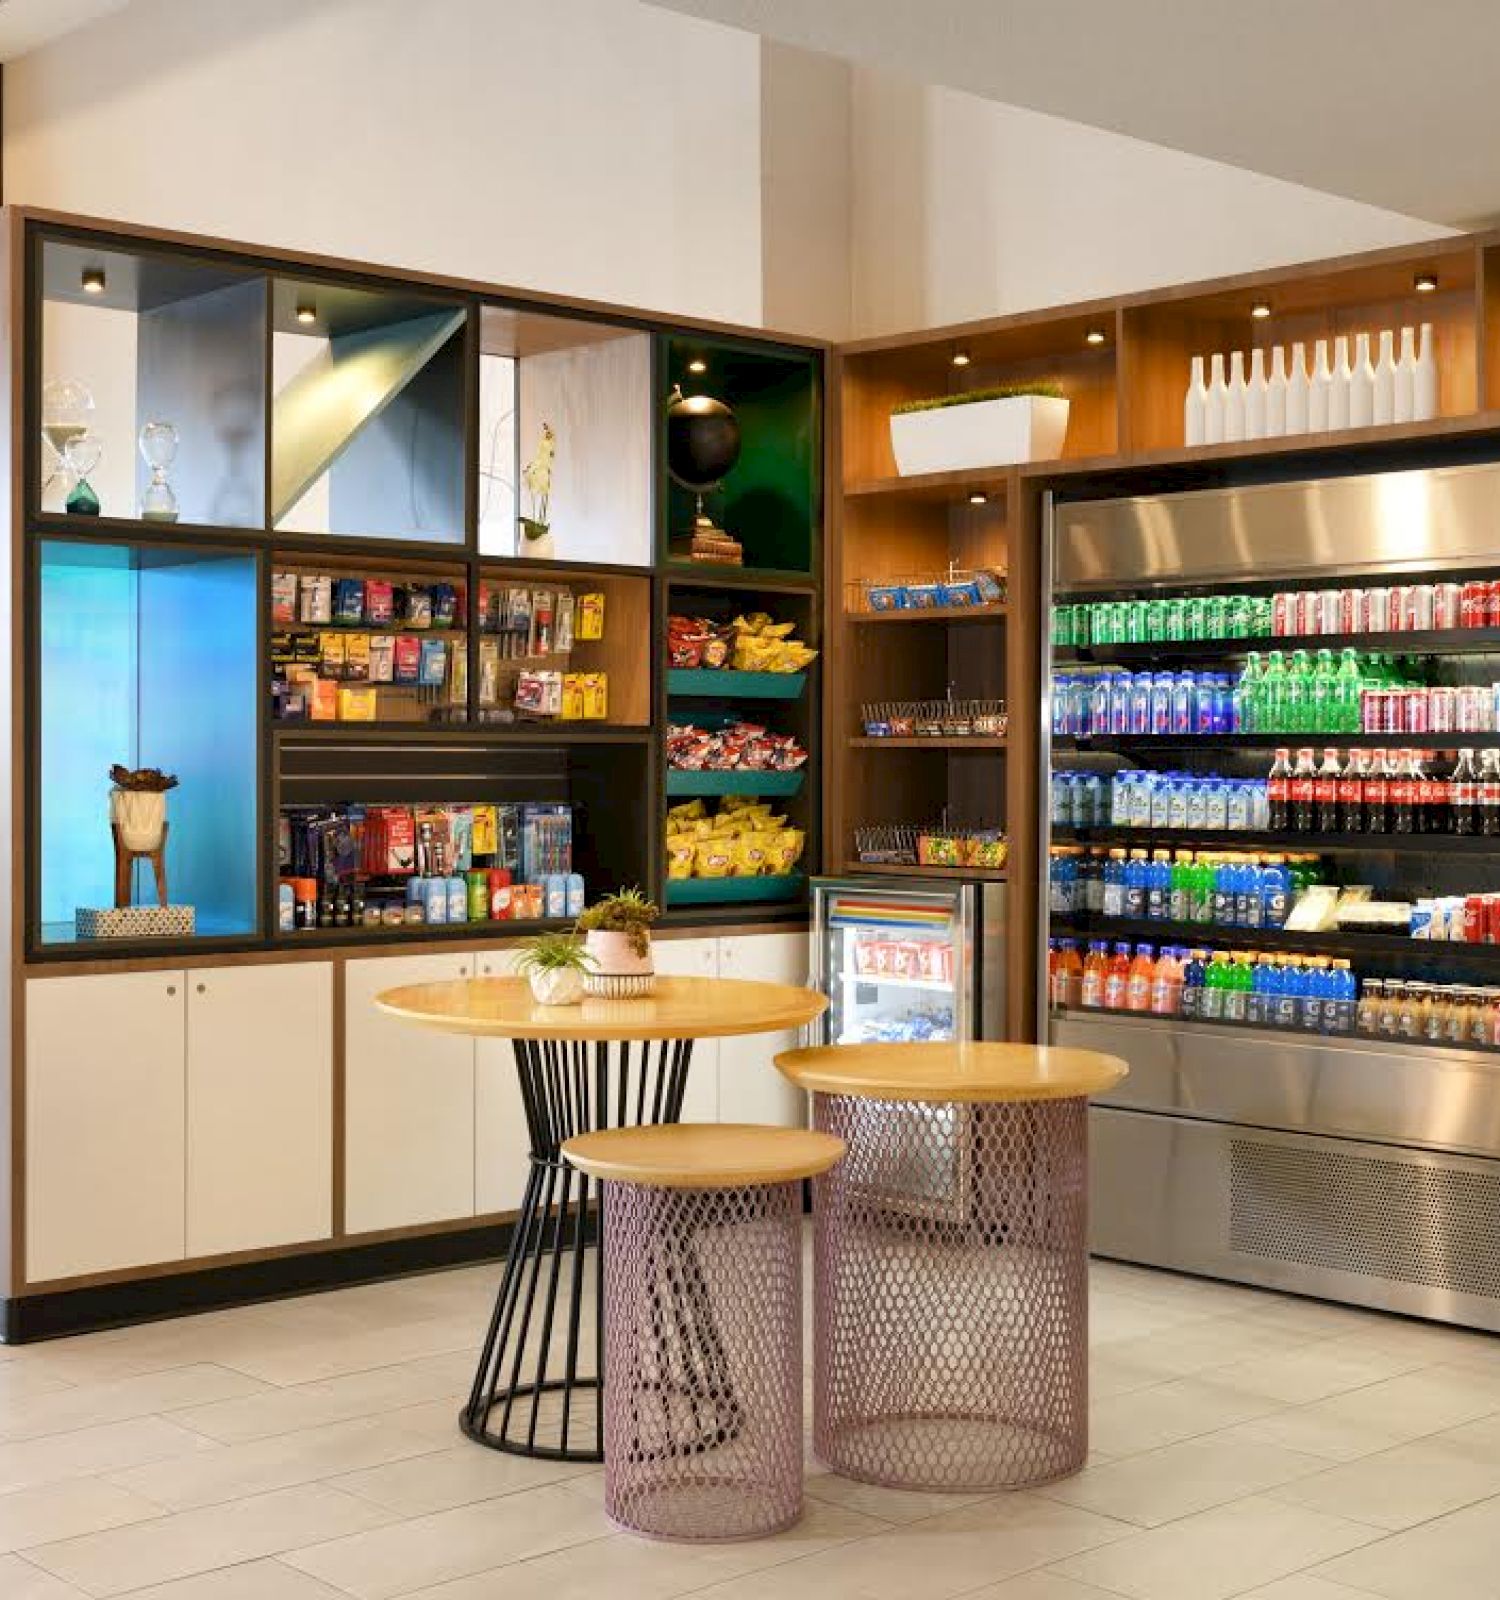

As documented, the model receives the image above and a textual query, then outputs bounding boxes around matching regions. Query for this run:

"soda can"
[1366,587,1393,632]
[1461,580,1488,628]
[1339,587,1365,635]
[1434,582,1462,630]
[1457,685,1485,733]
[1360,689,1382,734]
[1052,607,1073,647]
[1383,689,1407,734]
[1487,895,1500,947]
[1429,685,1456,733]
[1488,580,1500,628]
[1074,605,1093,647]
[1404,687,1430,735]
[1164,596,1187,640]
[1185,596,1208,640]
[1465,894,1487,944]
[1125,599,1148,643]
[1407,584,1436,632]
[1271,591,1292,636]
[1145,599,1167,641]
[1205,594,1228,639]
[1388,584,1412,631]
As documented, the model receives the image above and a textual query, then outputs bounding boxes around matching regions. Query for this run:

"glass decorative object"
[63,433,103,516]
[139,420,180,523]
[41,378,95,508]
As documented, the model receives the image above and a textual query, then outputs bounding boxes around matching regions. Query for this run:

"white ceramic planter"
[582,929,656,997]
[889,395,1070,476]
[529,966,586,1006]
[109,789,167,852]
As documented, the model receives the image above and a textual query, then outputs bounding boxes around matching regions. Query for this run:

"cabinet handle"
[166,985,176,996]
[196,982,206,994]
[458,965,469,976]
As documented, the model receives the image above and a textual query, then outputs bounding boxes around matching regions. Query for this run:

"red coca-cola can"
[1465,895,1487,943]
[1272,591,1292,636]
[1457,686,1486,733]
[1461,580,1489,627]
[1360,690,1382,733]
[1367,587,1393,632]
[1429,685,1456,733]
[1316,589,1340,633]
[1407,584,1436,632]
[1403,688,1430,733]
[1388,585,1413,631]
[1486,896,1500,946]
[1292,590,1316,635]
[1434,582,1462,629]
[1339,587,1366,635]
[1487,581,1500,628]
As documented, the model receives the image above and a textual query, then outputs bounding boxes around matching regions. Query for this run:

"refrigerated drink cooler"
[1043,459,1500,1334]
[812,878,1006,1045]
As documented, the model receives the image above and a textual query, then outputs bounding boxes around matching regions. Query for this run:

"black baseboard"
[0,1222,521,1344]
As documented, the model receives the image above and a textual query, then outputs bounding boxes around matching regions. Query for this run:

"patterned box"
[75,905,196,940]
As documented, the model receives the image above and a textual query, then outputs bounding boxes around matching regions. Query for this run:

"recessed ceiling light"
[1084,328,1107,346]
[1250,301,1272,320]
[951,348,971,368]
[968,492,988,506]
[687,357,708,375]
[295,303,317,324]
[81,267,106,295]
[1415,272,1439,293]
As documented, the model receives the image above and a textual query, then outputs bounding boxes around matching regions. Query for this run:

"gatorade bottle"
[1150,947,1184,1016]
[1246,956,1272,1025]
[1200,951,1230,1020]
[1211,859,1234,927]
[1271,958,1300,1029]
[1180,949,1207,1020]
[1328,959,1357,1034]
[1302,958,1331,1031]
[1102,851,1127,917]
[1241,858,1266,930]
[1192,856,1217,923]
[1260,857,1291,926]
[1103,942,1133,1009]
[1169,852,1194,921]
[1080,941,1110,1008]
[1123,852,1149,918]
[1126,944,1156,1012]
[1146,852,1172,920]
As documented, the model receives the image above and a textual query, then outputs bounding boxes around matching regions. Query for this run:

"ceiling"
[650,0,1500,228]
[0,0,131,59]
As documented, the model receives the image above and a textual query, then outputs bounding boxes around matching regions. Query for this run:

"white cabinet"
[26,971,187,1282]
[187,964,333,1257]
[344,952,475,1234]
[718,932,812,1128]
[474,948,529,1216]
[650,937,721,1122]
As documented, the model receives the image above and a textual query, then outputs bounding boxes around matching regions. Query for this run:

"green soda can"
[1125,599,1148,643]
[1164,597,1187,640]
[1073,604,1092,648]
[1145,598,1167,641]
[1051,605,1072,646]
[1226,593,1250,638]
[1205,594,1228,638]
[1185,596,1208,640]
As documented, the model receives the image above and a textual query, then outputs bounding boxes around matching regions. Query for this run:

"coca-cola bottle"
[1338,749,1366,833]
[1418,750,1447,835]
[1267,747,1292,832]
[1365,748,1390,834]
[1391,749,1416,834]
[1314,748,1341,832]
[1452,748,1479,836]
[1480,750,1500,838]
[1290,747,1317,833]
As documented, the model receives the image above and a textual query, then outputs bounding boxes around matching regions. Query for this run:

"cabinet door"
[718,932,813,1128]
[26,971,186,1282]
[186,963,333,1257]
[651,937,720,1122]
[344,952,475,1234]
[474,948,529,1215]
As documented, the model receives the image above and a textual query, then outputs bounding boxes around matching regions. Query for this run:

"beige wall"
[4,0,765,327]
[849,71,1456,338]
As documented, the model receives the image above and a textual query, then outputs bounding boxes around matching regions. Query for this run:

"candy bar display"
[664,797,807,882]
[666,720,808,773]
[853,822,1007,872]
[475,581,609,722]
[667,611,817,673]
[862,697,1007,738]
[278,800,580,933]
[848,566,1006,614]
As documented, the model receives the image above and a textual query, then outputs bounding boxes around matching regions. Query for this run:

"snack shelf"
[851,736,1007,749]
[666,668,807,700]
[1056,626,1500,664]
[1053,825,1500,855]
[664,873,806,907]
[847,861,1008,883]
[665,770,805,798]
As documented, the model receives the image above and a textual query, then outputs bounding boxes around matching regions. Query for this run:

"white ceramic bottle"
[1245,348,1268,440]
[1267,346,1288,435]
[1414,323,1438,421]
[1329,335,1352,431]
[1395,326,1417,422]
[1285,341,1310,435]
[1225,351,1247,442]
[1205,352,1228,445]
[1309,339,1332,432]
[1373,330,1398,425]
[1349,332,1376,427]
[1184,355,1208,447]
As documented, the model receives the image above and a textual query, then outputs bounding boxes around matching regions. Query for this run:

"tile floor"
[0,1248,1497,1598]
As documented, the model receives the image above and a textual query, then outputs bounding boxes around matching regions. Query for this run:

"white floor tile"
[1314,1494,1500,1598]
[0,1418,214,1497]
[0,1366,271,1445]
[1089,1376,1284,1457]
[0,1552,92,1598]
[331,1441,592,1517]
[0,1476,164,1553]
[94,1558,353,1598]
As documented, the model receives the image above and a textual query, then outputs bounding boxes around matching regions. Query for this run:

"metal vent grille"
[1229,1140,1500,1298]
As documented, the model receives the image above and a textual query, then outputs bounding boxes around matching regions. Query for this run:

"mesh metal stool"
[562,1123,845,1542]
[775,1042,1127,1494]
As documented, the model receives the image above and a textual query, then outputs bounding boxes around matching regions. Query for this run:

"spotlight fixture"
[1250,301,1272,320]
[81,267,106,295]
[951,348,971,368]
[1084,328,1107,346]
[687,357,708,375]
[968,491,989,506]
[295,303,317,325]
[1415,272,1439,294]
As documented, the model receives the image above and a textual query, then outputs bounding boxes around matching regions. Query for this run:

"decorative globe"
[666,390,741,491]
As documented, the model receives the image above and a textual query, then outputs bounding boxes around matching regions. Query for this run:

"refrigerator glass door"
[813,880,971,1044]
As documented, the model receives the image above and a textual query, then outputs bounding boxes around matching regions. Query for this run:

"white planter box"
[889,394,1070,476]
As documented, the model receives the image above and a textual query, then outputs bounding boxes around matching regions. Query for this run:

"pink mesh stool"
[775,1042,1127,1493]
[562,1123,845,1541]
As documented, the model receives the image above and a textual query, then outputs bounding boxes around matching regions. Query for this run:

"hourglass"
[138,420,180,523]
[41,378,94,511]
[62,433,103,516]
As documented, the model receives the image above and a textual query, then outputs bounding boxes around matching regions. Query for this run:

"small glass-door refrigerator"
[811,878,1006,1044]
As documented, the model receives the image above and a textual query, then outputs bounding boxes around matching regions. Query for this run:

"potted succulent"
[515,930,594,1006]
[889,381,1070,475]
[518,421,557,559]
[576,887,660,998]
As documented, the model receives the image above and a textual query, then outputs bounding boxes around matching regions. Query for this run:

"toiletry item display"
[1182,324,1438,446]
[664,796,807,881]
[271,568,467,724]
[476,582,610,722]
[278,800,581,932]
[667,610,817,673]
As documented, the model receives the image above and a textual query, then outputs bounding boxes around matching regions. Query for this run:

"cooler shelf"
[1055,626,1500,664]
[1052,825,1500,855]
[1052,914,1500,966]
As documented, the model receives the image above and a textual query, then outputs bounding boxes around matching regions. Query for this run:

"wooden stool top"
[774,1041,1128,1104]
[561,1123,845,1189]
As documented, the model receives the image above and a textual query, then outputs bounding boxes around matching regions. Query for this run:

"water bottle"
[1089,674,1112,737]
[1213,673,1235,735]
[1109,672,1131,735]
[1128,771,1154,828]
[1150,772,1173,828]
[1149,672,1173,735]
[1185,777,1208,830]
[1082,773,1105,826]
[1167,773,1190,829]
[1128,673,1151,735]
[1194,672,1217,735]
[1052,676,1071,736]
[1051,770,1072,826]
[1111,771,1133,827]
[1205,777,1229,830]
[1171,673,1195,735]
[1226,779,1251,831]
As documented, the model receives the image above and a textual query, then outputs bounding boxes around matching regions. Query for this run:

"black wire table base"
[461,1035,696,1460]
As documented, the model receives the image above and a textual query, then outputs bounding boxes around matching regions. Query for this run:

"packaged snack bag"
[694,837,734,878]
[666,835,697,879]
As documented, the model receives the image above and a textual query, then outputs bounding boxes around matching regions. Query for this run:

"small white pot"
[582,929,656,997]
[110,789,167,852]
[529,965,585,1006]
[889,394,1070,475]
[519,523,556,561]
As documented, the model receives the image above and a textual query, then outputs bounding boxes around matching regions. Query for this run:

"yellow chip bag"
[694,838,734,878]
[666,835,697,879]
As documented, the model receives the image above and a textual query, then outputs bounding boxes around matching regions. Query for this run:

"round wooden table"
[774,1041,1126,1492]
[377,976,827,1462]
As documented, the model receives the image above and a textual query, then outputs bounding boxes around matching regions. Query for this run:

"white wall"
[4,0,765,328]
[850,71,1457,338]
